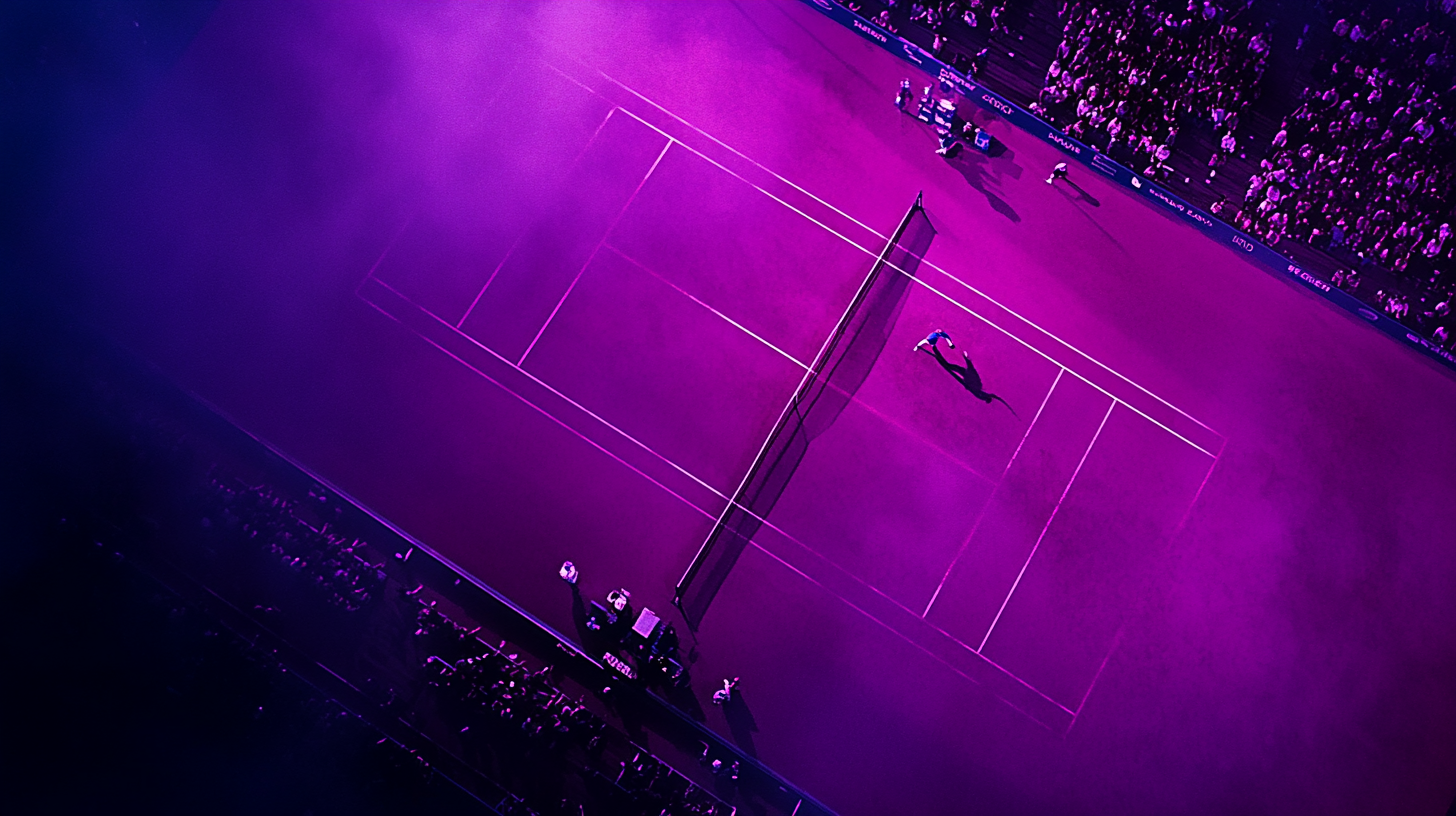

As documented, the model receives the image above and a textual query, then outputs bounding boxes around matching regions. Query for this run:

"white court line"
[577,63,1223,440]
[603,243,813,370]
[746,538,1076,723]
[608,106,1216,458]
[905,271,1217,458]
[354,217,415,294]
[363,275,1074,720]
[613,109,885,270]
[599,240,809,368]
[366,275,734,507]
[358,286,720,526]
[916,258,1218,432]
[1165,436,1225,549]
[1058,437,1225,729]
[605,242,997,484]
[376,273,941,599]
[612,106,1014,485]
[1070,624,1124,725]
[459,230,525,329]
[456,106,622,330]
[669,150,939,596]
[921,367,1065,618]
[360,69,1221,717]
[727,478,1081,716]
[543,59,606,99]
[580,63,882,243]
[979,400,1117,653]
[518,138,673,366]
[361,105,1208,722]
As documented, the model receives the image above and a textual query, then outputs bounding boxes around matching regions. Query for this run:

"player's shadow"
[723,691,759,758]
[667,679,708,722]
[1058,178,1101,207]
[570,583,592,645]
[929,346,1017,417]
[1055,184,1129,255]
[951,145,1022,223]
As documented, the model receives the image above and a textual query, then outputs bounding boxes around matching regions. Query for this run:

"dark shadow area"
[927,345,1017,417]
[1055,184,1130,256]
[0,544,492,815]
[569,583,595,652]
[724,692,760,759]
[0,0,219,299]
[668,679,710,723]
[1061,179,1101,207]
[0,325,493,813]
[951,149,1022,223]
[0,303,828,816]
[962,108,1002,130]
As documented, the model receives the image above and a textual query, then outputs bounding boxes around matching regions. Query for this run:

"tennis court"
[358,54,1220,731]
[67,1,1456,812]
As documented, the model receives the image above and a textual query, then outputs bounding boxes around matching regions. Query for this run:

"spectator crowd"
[856,0,1033,74]
[417,599,735,816]
[202,479,387,612]
[855,0,1456,348]
[1228,0,1456,347]
[1033,0,1271,180]
[423,634,604,754]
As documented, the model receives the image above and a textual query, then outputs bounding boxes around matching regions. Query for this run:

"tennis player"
[915,329,955,353]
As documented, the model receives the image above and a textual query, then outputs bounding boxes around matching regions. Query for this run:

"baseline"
[356,275,727,521]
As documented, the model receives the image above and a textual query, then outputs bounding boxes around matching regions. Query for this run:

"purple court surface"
[55,1,1456,813]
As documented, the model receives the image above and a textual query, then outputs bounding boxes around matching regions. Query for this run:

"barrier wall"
[799,0,1456,373]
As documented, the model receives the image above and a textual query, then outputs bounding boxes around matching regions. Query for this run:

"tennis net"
[674,193,937,628]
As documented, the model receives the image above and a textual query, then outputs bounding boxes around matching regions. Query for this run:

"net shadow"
[675,194,938,629]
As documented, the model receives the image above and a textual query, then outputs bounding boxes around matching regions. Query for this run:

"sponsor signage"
[1286,264,1331,293]
[938,66,977,96]
[1045,129,1084,155]
[1090,154,1120,177]
[982,92,1016,117]
[603,652,636,680]
[852,19,887,42]
[798,0,1456,374]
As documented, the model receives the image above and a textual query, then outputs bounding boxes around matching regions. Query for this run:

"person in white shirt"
[711,677,739,706]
